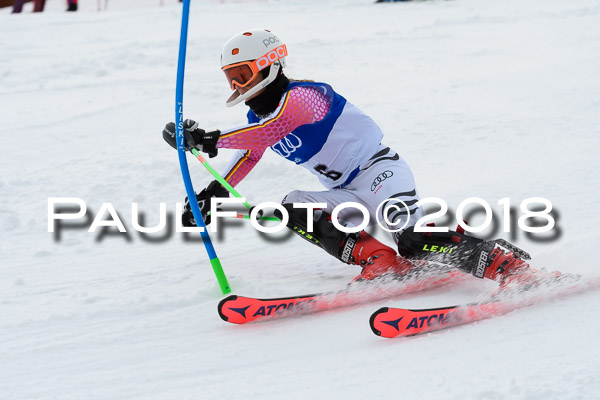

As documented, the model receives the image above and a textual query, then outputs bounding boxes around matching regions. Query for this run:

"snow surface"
[1,0,600,398]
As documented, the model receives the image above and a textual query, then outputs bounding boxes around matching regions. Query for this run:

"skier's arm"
[161,87,331,157]
[216,87,329,151]
[220,148,266,187]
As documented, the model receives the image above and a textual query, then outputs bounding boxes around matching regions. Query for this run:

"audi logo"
[371,170,393,191]
[272,133,303,158]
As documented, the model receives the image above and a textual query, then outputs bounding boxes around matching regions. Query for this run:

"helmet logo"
[262,36,279,48]
[255,44,287,71]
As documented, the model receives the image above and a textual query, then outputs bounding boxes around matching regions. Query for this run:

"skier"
[162,29,535,285]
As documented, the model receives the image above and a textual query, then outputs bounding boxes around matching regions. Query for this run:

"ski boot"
[478,242,561,292]
[348,231,416,282]
[395,225,561,288]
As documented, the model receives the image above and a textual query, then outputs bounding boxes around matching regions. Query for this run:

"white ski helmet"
[221,29,287,107]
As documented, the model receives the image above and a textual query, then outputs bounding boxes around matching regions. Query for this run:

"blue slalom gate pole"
[175,0,231,294]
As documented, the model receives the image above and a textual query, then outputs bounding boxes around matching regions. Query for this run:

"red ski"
[218,270,466,324]
[370,274,600,338]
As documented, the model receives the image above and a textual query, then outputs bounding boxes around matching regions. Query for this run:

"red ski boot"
[481,247,530,281]
[480,245,561,291]
[349,231,415,282]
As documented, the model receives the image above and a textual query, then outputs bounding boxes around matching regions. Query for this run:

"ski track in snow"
[1,0,600,399]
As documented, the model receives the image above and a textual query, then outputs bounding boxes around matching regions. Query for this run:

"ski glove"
[182,180,230,227]
[162,119,221,158]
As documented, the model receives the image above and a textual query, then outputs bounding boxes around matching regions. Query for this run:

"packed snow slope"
[2,0,600,399]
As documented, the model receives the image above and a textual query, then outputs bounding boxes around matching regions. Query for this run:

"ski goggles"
[222,44,288,90]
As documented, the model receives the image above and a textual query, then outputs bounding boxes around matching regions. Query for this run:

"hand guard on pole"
[182,180,230,227]
[163,119,221,158]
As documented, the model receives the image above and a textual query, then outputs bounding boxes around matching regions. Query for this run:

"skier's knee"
[274,202,324,231]
[281,190,305,205]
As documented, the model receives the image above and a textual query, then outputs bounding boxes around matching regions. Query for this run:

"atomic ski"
[218,269,466,324]
[370,274,600,338]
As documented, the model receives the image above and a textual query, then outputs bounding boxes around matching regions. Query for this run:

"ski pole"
[190,149,280,222]
[175,0,230,295]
